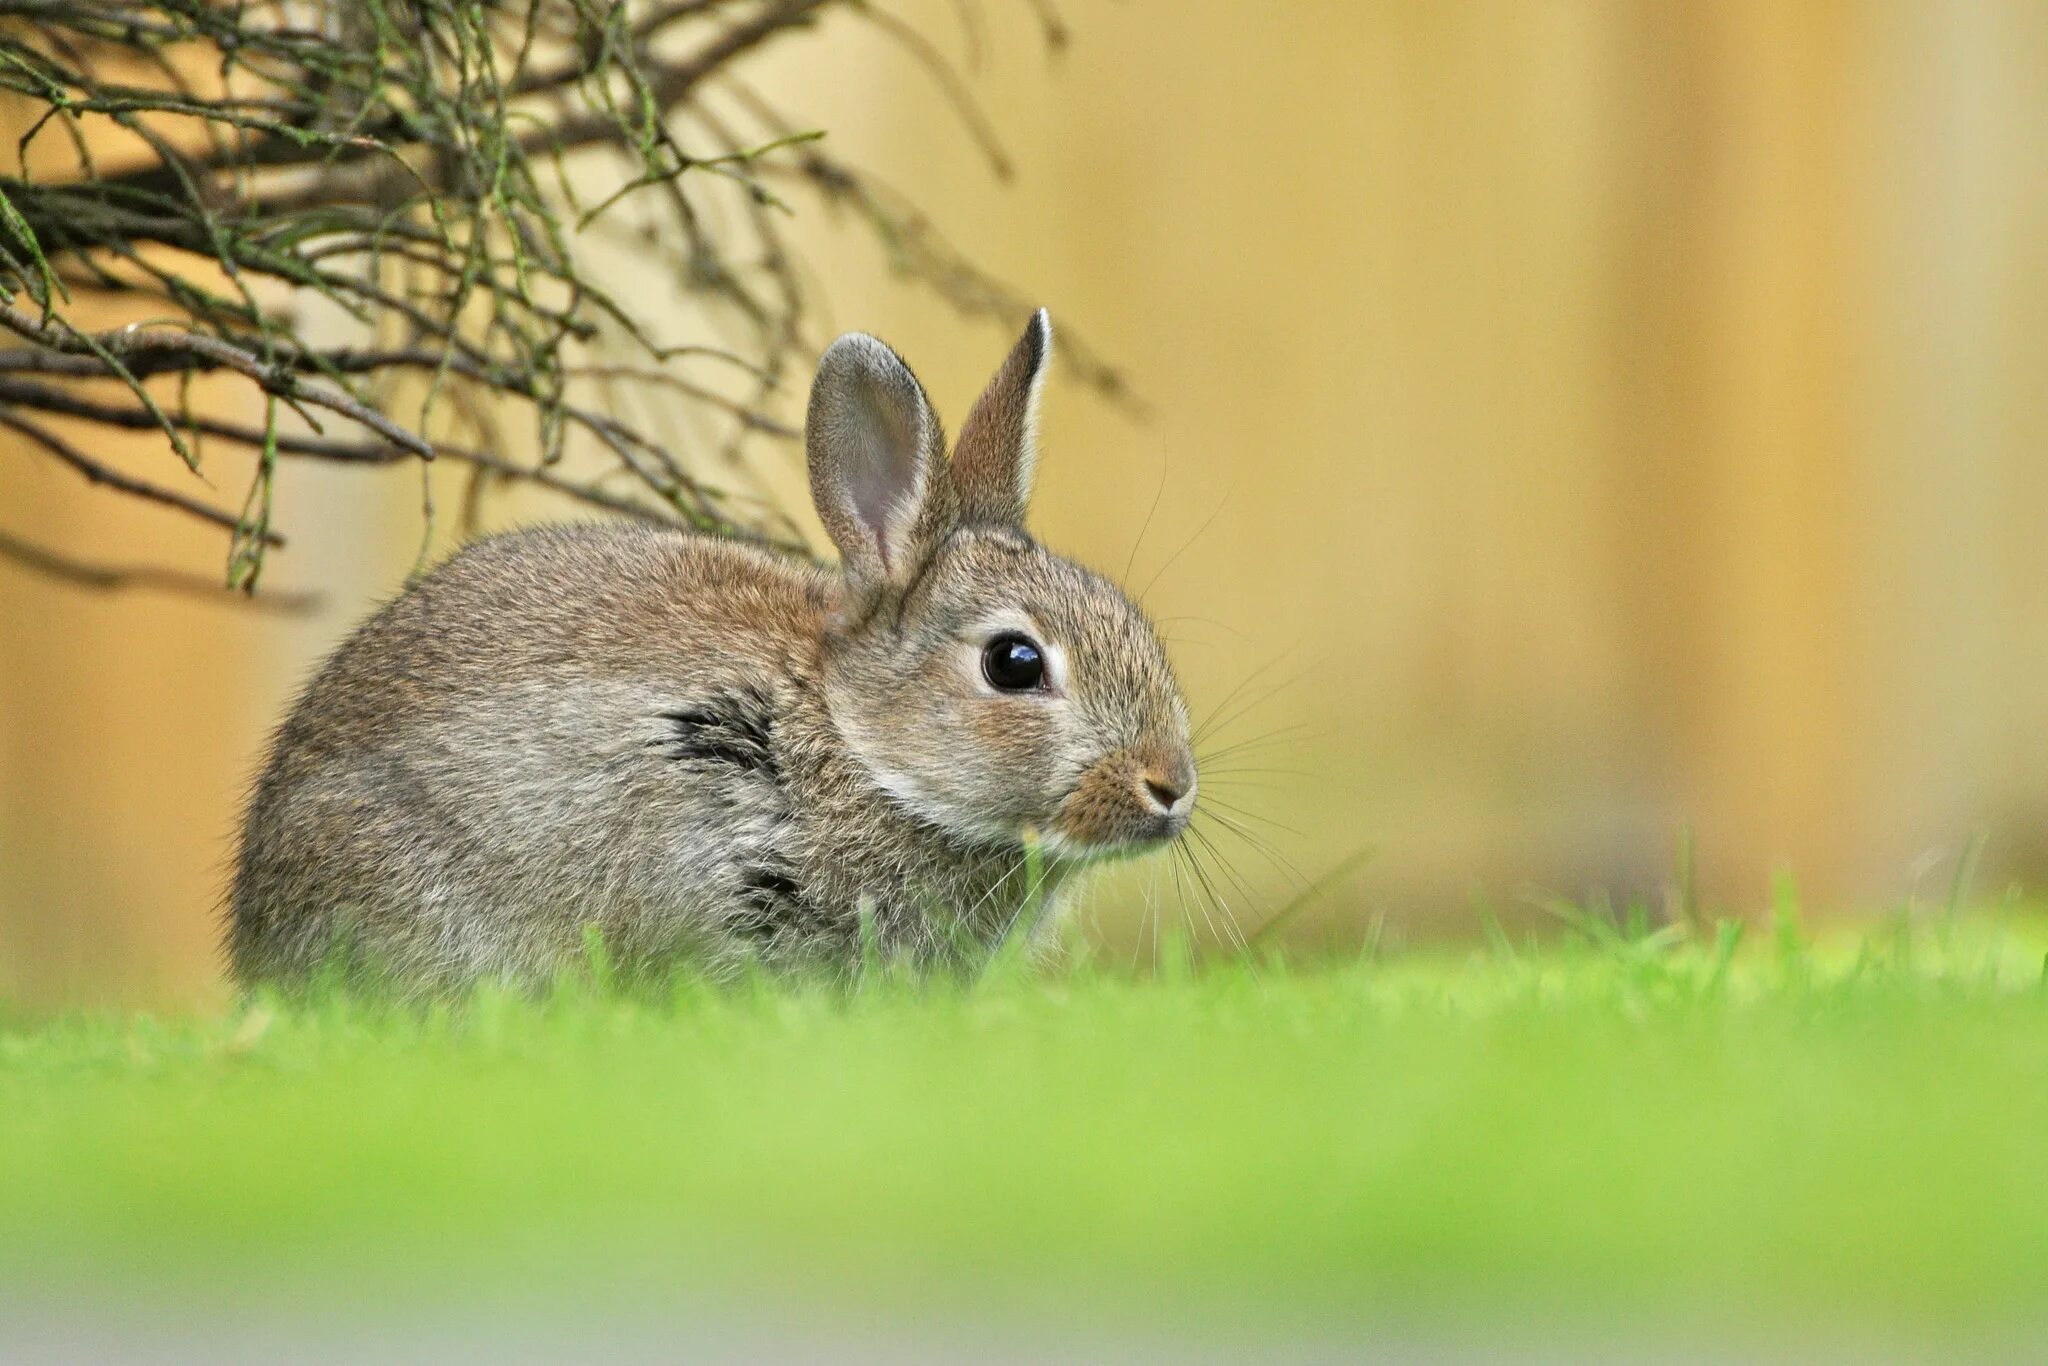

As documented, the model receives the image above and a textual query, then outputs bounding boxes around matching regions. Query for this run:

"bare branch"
[0,406,282,545]
[0,373,741,535]
[0,526,320,610]
[0,303,436,459]
[0,0,1115,599]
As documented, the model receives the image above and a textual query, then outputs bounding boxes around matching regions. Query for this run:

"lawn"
[5,907,2048,1351]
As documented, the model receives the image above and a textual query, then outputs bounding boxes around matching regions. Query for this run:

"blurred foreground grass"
[4,908,2047,1339]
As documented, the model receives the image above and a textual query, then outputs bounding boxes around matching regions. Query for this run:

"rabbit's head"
[808,311,1195,861]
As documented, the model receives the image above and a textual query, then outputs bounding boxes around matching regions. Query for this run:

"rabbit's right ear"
[807,333,948,590]
[950,309,1051,528]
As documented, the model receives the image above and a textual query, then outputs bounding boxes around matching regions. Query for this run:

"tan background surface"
[3,2,2044,1002]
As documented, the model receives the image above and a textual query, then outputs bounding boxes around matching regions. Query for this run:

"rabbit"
[227,311,1198,995]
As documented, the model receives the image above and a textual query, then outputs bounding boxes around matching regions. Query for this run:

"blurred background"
[2,1,2044,1003]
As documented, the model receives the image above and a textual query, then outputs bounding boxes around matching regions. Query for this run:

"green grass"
[5,911,2048,1340]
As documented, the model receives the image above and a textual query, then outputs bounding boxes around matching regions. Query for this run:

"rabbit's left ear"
[808,332,948,590]
[950,309,1051,528]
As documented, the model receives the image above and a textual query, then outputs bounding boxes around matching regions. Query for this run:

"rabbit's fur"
[229,314,1196,993]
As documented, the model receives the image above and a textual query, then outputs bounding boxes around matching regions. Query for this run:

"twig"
[0,0,1107,597]
[0,303,436,459]
[0,373,726,533]
[0,407,283,545]
[0,526,320,610]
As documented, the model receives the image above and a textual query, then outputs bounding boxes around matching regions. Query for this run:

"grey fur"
[229,315,1196,995]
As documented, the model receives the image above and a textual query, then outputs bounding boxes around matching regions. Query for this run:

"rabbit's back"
[230,523,836,991]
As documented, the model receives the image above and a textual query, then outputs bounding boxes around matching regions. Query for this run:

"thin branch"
[0,303,436,459]
[0,373,731,533]
[0,407,283,545]
[849,2,1011,179]
[0,525,320,609]
[0,0,1112,597]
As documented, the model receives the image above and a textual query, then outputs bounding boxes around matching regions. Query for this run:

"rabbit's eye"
[981,633,1046,691]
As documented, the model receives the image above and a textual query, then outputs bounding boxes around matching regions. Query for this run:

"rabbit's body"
[231,315,1193,994]
[232,525,1052,988]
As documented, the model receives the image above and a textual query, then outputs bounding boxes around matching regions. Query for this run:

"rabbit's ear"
[808,333,949,587]
[950,308,1051,528]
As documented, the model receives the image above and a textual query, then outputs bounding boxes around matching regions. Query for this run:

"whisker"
[1138,487,1232,605]
[966,854,1028,924]
[1191,649,1293,747]
[1178,842,1227,954]
[1181,830,1256,962]
[1160,843,1193,969]
[948,853,1033,964]
[1196,810,1312,890]
[1194,656,1323,750]
[1197,723,1324,765]
[1122,448,1170,589]
[1171,843,1220,956]
[1151,614,1251,641]
[985,853,1060,965]
[1196,779,1290,797]
[1141,854,1169,970]
[1243,847,1379,954]
[1197,794,1306,839]
[1179,832,1238,928]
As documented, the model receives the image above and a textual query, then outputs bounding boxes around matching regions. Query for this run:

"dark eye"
[981,633,1046,691]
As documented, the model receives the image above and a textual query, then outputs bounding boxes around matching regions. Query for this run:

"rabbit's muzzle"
[1052,742,1197,855]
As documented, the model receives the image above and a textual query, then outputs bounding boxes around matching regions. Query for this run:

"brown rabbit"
[229,313,1197,994]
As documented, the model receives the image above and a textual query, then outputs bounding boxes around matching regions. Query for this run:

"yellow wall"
[3,2,2045,1000]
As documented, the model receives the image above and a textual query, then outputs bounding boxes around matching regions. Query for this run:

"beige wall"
[3,1,2044,1000]
[760,0,2048,928]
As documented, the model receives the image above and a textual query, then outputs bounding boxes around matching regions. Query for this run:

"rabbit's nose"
[1138,763,1195,818]
[1132,745,1198,826]
[1142,776,1185,811]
